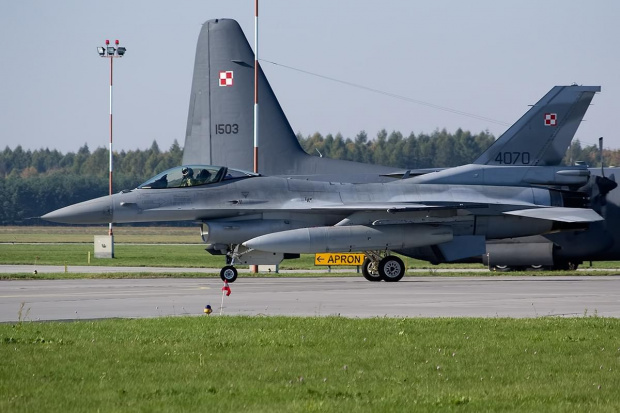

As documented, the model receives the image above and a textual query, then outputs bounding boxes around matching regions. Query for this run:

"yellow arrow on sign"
[314,253,365,266]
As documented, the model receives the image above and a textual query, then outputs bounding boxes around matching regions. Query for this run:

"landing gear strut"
[219,244,241,283]
[363,251,406,282]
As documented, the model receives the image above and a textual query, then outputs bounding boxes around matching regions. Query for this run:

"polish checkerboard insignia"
[219,71,234,87]
[544,113,557,126]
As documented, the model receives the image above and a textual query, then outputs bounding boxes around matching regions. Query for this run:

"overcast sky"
[1,0,619,154]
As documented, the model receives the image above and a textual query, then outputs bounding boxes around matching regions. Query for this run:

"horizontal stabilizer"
[504,207,603,223]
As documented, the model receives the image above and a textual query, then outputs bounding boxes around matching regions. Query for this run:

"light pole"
[97,40,126,257]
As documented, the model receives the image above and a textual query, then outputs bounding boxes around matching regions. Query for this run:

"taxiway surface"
[1,276,619,322]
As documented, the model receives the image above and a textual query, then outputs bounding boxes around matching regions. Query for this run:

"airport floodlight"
[97,38,127,245]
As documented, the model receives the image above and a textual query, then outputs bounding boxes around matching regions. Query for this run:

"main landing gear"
[362,251,406,282]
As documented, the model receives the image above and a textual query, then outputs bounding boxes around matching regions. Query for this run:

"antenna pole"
[253,0,259,173]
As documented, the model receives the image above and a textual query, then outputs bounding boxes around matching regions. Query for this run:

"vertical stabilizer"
[182,19,397,177]
[183,19,305,172]
[474,85,600,166]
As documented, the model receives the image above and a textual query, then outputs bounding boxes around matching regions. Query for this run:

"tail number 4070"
[215,124,239,134]
[495,151,530,164]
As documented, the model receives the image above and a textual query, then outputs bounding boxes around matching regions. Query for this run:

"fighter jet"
[182,18,618,270]
[41,19,615,281]
[42,163,603,282]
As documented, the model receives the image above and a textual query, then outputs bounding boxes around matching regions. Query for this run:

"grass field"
[0,225,201,244]
[0,226,489,271]
[1,316,619,412]
[2,226,620,279]
[2,227,620,411]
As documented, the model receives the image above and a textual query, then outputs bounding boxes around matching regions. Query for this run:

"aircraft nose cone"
[42,196,113,224]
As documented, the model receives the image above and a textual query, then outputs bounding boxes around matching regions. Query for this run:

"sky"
[1,0,619,154]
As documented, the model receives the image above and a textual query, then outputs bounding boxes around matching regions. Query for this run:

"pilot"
[180,167,196,187]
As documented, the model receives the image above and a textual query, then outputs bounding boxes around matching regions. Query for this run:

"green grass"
[0,243,486,270]
[0,225,201,244]
[2,227,620,278]
[3,243,620,280]
[0,243,214,267]
[1,317,619,412]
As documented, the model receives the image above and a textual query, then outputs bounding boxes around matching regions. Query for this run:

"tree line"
[298,129,495,168]
[0,131,618,225]
[0,140,183,225]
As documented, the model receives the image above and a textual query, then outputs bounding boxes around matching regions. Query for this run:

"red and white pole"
[108,40,115,237]
[98,39,125,258]
[253,0,259,174]
[250,0,260,274]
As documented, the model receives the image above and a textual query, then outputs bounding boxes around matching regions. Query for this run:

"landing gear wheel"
[362,258,382,282]
[378,255,405,282]
[220,265,238,283]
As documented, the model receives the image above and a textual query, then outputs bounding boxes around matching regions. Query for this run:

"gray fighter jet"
[42,163,602,282]
[41,19,615,281]
[182,18,619,270]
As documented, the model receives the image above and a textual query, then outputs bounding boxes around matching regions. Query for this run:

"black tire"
[220,265,238,283]
[378,256,405,282]
[362,258,382,282]
[493,265,511,272]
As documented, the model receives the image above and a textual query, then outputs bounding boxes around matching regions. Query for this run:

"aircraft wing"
[503,207,604,223]
[310,203,602,223]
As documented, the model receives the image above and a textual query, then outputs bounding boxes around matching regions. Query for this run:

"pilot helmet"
[182,167,193,177]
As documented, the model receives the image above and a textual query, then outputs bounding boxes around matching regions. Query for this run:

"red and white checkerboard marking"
[544,113,557,126]
[219,71,234,87]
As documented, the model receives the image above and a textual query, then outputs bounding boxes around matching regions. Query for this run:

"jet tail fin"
[182,19,306,173]
[473,85,600,166]
[182,19,397,178]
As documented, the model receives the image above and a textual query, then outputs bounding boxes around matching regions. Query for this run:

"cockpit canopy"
[138,165,257,189]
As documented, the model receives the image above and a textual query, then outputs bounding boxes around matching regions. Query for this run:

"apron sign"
[314,253,365,266]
